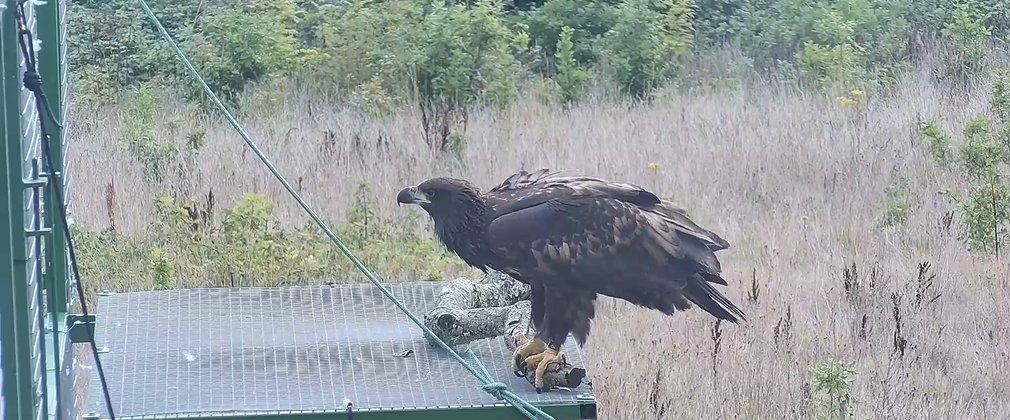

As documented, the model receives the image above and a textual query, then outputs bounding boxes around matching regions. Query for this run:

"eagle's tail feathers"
[683,275,746,323]
[699,271,728,286]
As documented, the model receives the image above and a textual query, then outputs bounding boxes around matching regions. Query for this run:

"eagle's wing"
[485,172,730,252]
[483,181,744,323]
[488,168,558,192]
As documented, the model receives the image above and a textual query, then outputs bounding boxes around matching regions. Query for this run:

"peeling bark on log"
[422,271,588,391]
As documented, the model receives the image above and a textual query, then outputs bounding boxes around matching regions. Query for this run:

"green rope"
[133,1,555,419]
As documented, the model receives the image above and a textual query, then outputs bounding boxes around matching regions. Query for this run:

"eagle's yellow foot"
[524,347,565,394]
[511,332,546,377]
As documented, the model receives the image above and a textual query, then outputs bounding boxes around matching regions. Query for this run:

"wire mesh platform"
[83,281,596,419]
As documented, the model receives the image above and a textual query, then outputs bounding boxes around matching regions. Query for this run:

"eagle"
[397,169,745,392]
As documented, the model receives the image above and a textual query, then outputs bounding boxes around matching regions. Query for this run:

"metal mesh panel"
[2,0,70,418]
[57,0,77,315]
[57,0,81,415]
[85,282,595,418]
[57,7,70,221]
[17,2,48,419]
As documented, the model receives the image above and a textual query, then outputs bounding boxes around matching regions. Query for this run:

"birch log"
[422,271,589,390]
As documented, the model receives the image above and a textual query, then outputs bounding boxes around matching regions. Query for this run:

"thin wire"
[13,0,116,418]
[132,1,554,418]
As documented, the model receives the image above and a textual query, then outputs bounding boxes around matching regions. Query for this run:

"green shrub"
[795,41,867,91]
[299,0,523,150]
[414,0,524,149]
[72,227,151,294]
[959,116,1005,178]
[809,358,858,420]
[69,0,304,103]
[596,0,695,99]
[691,0,752,46]
[67,0,168,99]
[734,0,909,92]
[513,0,619,73]
[940,2,993,86]
[120,84,177,183]
[68,0,1007,107]
[918,118,953,165]
[879,176,912,228]
[78,187,470,291]
[149,247,175,290]
[952,75,1010,254]
[552,26,594,104]
[960,177,1010,253]
[172,1,302,104]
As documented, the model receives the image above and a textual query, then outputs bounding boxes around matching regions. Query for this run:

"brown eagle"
[397,169,744,392]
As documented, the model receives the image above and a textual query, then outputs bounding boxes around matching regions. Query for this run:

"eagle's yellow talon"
[522,348,564,393]
[511,332,547,376]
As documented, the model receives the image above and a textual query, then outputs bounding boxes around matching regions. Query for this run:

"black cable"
[13,1,116,419]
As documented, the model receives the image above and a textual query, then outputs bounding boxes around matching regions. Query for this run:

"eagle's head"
[396,177,485,221]
[397,177,491,270]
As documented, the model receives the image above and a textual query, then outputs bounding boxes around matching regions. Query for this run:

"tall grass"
[66,53,1010,418]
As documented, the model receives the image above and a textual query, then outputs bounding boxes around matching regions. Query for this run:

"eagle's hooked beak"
[396,186,430,206]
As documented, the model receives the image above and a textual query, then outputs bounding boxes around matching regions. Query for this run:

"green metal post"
[2,1,38,419]
[0,18,23,417]
[38,0,68,315]
[37,0,69,418]
[0,3,20,402]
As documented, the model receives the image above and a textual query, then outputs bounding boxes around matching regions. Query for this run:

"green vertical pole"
[37,0,68,418]
[0,0,20,403]
[2,1,37,419]
[38,0,67,315]
[39,0,68,304]
[0,22,23,417]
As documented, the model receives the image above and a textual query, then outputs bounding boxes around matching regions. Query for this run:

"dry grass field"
[67,60,1010,418]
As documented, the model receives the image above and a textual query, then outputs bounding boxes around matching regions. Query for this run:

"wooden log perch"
[422,271,588,391]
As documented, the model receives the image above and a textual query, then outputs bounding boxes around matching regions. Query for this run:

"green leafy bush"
[68,0,1008,106]
[551,26,594,104]
[72,227,151,295]
[795,41,867,91]
[691,0,752,46]
[596,0,695,99]
[879,176,912,228]
[918,118,953,166]
[120,84,177,182]
[957,110,1010,253]
[943,75,1010,253]
[297,0,523,150]
[77,187,469,291]
[172,1,303,104]
[940,2,993,86]
[809,358,858,420]
[960,178,1010,253]
[513,0,619,72]
[68,0,166,99]
[413,0,524,150]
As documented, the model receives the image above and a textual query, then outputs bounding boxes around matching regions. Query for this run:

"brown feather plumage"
[398,169,745,352]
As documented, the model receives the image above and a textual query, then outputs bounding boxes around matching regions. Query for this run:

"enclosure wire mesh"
[17,1,49,419]
[0,0,75,418]
[85,282,594,417]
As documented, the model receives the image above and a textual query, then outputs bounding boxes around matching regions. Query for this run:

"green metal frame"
[38,0,70,313]
[3,2,38,419]
[2,0,74,419]
[37,0,72,417]
[0,0,21,408]
[81,403,595,420]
